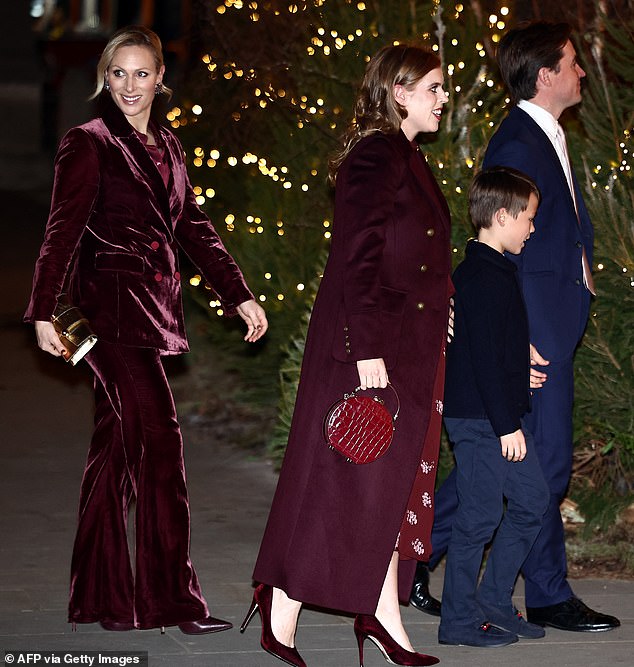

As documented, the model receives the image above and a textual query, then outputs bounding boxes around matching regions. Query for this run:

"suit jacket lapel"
[513,107,575,210]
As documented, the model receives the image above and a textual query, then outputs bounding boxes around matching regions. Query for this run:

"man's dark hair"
[497,21,572,103]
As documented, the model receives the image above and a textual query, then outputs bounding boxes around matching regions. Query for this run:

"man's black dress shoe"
[409,563,441,617]
[178,615,233,635]
[526,597,620,632]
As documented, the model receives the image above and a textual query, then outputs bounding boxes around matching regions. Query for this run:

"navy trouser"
[439,418,548,629]
[69,341,208,628]
[428,358,575,608]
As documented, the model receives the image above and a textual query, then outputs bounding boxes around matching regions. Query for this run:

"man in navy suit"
[410,21,620,633]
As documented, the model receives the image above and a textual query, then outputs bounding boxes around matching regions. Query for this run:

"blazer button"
[150,241,160,250]
[575,278,582,285]
[174,271,181,280]
[154,272,163,282]
[417,302,425,310]
[426,228,435,237]
[420,264,428,272]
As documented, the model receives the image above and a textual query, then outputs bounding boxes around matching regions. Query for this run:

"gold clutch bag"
[51,295,98,366]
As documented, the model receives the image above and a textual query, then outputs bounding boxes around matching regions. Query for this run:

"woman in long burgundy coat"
[242,45,452,667]
[24,27,267,633]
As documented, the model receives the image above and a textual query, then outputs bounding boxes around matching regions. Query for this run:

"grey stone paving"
[1,188,632,666]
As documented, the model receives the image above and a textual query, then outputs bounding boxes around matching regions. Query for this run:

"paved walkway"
[1,187,632,666]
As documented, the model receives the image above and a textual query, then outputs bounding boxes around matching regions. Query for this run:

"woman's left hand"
[236,299,268,342]
[356,358,388,390]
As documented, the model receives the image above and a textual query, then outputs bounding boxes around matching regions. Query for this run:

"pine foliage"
[572,10,634,483]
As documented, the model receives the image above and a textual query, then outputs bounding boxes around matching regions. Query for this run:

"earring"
[103,81,110,92]
[155,82,164,95]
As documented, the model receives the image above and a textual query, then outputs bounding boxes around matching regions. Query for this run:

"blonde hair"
[90,25,172,100]
[329,44,440,183]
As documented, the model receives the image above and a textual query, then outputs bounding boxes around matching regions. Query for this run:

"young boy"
[438,167,549,648]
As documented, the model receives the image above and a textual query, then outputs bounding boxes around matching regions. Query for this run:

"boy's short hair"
[469,167,540,230]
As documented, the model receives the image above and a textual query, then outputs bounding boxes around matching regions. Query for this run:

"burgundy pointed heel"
[240,583,306,667]
[354,615,439,667]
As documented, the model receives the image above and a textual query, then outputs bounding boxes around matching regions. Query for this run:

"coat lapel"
[394,131,451,235]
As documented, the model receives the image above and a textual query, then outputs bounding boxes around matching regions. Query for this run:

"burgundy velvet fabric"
[71,341,207,628]
[24,98,253,352]
[25,99,256,627]
[253,131,453,615]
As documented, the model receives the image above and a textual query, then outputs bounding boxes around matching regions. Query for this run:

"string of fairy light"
[170,0,632,315]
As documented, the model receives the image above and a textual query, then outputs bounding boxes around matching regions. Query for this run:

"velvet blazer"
[483,106,593,362]
[253,130,452,614]
[25,99,253,353]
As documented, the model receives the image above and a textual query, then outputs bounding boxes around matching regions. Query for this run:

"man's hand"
[529,343,549,389]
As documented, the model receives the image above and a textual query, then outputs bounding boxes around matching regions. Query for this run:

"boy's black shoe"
[477,602,545,638]
[439,622,518,648]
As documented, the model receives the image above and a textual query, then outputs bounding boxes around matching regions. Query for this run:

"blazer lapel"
[100,99,174,235]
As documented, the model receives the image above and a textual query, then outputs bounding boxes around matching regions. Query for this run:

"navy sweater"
[443,239,531,436]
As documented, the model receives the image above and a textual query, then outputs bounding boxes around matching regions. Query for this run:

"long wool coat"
[24,99,253,349]
[253,130,452,614]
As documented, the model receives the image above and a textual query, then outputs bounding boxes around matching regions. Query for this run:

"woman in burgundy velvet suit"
[242,46,452,666]
[24,26,267,634]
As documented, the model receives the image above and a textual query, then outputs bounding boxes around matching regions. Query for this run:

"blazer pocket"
[95,252,145,274]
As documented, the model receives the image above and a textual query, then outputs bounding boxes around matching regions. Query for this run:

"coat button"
[417,302,425,310]
[174,271,181,280]
[154,272,163,282]
[150,241,160,250]
[576,241,582,248]
[420,264,428,272]
[426,228,435,237]
[343,326,349,332]
[575,278,581,286]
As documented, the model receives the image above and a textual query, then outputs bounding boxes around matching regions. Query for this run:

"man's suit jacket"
[483,106,593,362]
[25,99,252,353]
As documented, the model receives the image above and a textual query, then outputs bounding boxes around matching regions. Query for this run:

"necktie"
[555,125,596,295]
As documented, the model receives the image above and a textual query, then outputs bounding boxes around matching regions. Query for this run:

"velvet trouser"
[68,341,208,629]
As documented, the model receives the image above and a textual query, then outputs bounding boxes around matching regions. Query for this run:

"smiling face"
[106,45,165,132]
[500,192,539,255]
[396,67,449,140]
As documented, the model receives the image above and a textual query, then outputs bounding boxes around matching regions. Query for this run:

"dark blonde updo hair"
[329,44,441,182]
[90,25,172,99]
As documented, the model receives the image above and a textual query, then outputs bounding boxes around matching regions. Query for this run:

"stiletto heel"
[160,626,165,635]
[240,583,306,667]
[240,599,258,632]
[354,615,439,667]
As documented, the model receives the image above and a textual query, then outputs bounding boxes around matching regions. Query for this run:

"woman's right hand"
[35,320,68,358]
[356,358,388,390]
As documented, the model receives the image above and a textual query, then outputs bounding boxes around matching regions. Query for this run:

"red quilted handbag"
[323,384,400,464]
